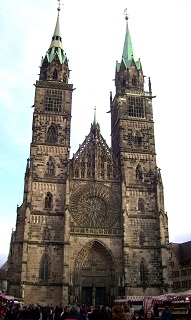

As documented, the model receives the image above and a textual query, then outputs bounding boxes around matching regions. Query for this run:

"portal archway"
[72,240,116,306]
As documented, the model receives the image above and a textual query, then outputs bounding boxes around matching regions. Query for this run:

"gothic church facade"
[7,8,172,306]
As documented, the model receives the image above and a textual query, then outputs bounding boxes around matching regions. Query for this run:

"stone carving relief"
[74,240,116,288]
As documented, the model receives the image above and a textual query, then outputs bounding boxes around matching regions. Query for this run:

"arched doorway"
[72,240,116,306]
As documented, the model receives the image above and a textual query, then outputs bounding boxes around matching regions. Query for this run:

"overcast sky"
[0,0,191,267]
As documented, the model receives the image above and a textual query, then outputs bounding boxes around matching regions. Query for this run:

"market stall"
[114,296,153,312]
[152,291,191,318]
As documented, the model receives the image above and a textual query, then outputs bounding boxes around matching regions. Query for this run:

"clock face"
[70,184,120,227]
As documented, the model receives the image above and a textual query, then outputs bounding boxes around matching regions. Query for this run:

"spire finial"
[57,0,61,15]
[124,8,128,21]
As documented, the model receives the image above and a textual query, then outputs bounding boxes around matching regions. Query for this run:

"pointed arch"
[40,254,50,280]
[74,240,116,290]
[47,124,58,143]
[45,192,52,209]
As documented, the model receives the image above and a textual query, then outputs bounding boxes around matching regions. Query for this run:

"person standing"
[65,305,84,320]
[132,311,142,320]
[160,306,173,320]
[112,306,128,320]
[144,310,155,320]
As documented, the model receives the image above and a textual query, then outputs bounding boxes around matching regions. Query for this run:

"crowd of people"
[0,301,190,320]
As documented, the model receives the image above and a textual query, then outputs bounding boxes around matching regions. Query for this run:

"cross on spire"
[124,8,128,21]
[57,0,61,14]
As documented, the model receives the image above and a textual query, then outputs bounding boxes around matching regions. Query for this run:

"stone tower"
[7,8,172,306]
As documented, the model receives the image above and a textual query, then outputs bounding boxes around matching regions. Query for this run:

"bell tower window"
[45,89,62,113]
[127,96,144,118]
[45,192,52,209]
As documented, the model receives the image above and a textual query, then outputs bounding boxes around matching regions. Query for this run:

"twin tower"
[7,8,172,306]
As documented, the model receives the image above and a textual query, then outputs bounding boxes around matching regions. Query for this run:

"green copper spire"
[40,6,67,66]
[117,11,141,71]
[49,14,63,50]
[122,15,134,63]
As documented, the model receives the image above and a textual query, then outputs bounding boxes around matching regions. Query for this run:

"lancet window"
[40,255,49,280]
[45,192,52,209]
[140,258,148,284]
[47,125,58,143]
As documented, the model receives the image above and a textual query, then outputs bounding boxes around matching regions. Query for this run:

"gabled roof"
[70,121,119,181]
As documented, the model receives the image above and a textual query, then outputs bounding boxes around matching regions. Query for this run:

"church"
[7,5,172,307]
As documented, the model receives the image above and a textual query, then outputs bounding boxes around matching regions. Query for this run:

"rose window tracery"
[70,184,120,227]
